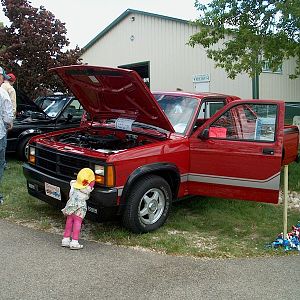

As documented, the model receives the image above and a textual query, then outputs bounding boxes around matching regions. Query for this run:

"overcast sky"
[0,0,210,49]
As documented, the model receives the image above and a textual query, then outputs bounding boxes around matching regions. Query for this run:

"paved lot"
[0,219,299,300]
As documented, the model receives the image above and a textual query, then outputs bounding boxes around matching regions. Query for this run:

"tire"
[17,136,32,161]
[122,175,172,233]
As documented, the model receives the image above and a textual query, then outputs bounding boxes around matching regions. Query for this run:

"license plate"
[45,182,61,200]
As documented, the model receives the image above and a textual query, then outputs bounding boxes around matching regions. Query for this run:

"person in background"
[1,72,16,169]
[0,67,14,205]
[61,168,95,249]
[1,73,17,117]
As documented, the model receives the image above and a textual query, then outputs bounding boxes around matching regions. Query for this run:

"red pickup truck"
[23,65,299,233]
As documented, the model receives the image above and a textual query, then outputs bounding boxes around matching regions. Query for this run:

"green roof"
[83,9,190,51]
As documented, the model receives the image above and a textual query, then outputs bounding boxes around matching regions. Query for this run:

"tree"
[0,0,82,98]
[189,0,300,80]
[0,21,3,52]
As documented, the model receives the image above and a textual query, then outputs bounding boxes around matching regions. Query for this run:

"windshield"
[154,94,199,134]
[43,98,68,117]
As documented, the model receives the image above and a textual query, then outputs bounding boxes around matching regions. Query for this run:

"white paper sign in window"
[115,118,135,131]
[254,117,276,141]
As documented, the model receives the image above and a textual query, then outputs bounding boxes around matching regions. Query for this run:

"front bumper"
[23,163,119,220]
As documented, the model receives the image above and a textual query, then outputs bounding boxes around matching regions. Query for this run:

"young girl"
[61,168,95,250]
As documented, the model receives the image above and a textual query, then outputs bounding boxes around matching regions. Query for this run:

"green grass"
[1,158,299,258]
[284,161,300,192]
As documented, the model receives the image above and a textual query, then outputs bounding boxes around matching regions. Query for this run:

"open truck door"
[189,100,284,204]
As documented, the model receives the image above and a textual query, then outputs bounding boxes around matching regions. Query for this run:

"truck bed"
[282,125,299,165]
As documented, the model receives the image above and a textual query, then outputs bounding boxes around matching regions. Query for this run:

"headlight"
[94,165,115,187]
[28,146,36,164]
[94,165,104,176]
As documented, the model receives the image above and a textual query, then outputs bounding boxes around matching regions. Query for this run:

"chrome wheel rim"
[138,188,166,225]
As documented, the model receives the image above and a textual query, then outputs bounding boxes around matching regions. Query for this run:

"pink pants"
[63,214,83,241]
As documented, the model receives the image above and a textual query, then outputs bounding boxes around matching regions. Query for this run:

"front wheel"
[122,175,172,233]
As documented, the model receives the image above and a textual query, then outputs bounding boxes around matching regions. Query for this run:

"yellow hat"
[73,168,95,189]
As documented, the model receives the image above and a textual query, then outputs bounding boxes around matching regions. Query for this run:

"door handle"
[262,148,274,155]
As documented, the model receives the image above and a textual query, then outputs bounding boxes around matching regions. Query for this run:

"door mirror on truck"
[199,128,209,140]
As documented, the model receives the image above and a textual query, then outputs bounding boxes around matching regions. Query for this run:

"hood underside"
[16,88,45,115]
[51,65,174,133]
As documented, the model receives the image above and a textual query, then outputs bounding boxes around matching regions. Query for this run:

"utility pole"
[252,56,260,99]
[252,73,259,99]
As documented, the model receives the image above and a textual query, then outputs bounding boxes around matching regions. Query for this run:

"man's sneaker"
[61,237,70,247]
[70,240,83,250]
[0,196,3,205]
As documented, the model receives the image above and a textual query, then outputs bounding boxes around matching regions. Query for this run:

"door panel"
[189,100,284,204]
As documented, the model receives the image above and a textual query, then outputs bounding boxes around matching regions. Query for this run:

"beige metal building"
[81,9,300,102]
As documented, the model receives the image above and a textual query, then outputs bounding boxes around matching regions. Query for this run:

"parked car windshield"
[44,98,69,117]
[35,95,69,118]
[154,94,198,134]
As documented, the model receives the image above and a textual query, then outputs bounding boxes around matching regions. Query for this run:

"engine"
[56,131,150,152]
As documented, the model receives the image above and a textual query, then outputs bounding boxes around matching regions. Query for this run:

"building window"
[262,60,282,74]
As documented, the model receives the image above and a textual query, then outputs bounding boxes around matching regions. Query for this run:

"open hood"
[16,88,45,115]
[51,65,174,133]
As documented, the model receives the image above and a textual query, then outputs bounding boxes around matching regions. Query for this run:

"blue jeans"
[0,136,6,184]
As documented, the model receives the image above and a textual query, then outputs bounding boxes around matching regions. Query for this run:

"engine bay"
[54,130,155,153]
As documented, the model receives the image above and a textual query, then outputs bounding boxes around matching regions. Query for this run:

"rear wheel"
[122,175,172,233]
[17,136,32,161]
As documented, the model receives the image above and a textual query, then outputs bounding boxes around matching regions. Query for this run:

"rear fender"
[282,126,299,165]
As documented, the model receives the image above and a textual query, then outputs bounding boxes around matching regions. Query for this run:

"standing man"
[1,72,17,169]
[0,67,14,204]
[1,72,17,117]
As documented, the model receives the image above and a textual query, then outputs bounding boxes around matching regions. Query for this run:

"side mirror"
[199,128,209,140]
[30,112,46,120]
[66,113,73,122]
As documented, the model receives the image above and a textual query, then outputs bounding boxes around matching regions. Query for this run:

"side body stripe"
[117,172,280,197]
[180,172,280,190]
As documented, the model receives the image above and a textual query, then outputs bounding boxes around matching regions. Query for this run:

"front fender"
[120,162,181,206]
[18,128,43,141]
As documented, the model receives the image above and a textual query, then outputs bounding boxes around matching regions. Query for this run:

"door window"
[198,101,225,119]
[194,100,226,129]
[208,103,277,142]
[59,99,84,121]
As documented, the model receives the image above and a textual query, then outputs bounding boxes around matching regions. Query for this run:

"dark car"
[7,92,84,160]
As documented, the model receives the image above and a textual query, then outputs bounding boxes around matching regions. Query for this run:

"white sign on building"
[192,74,210,83]
[193,74,210,92]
